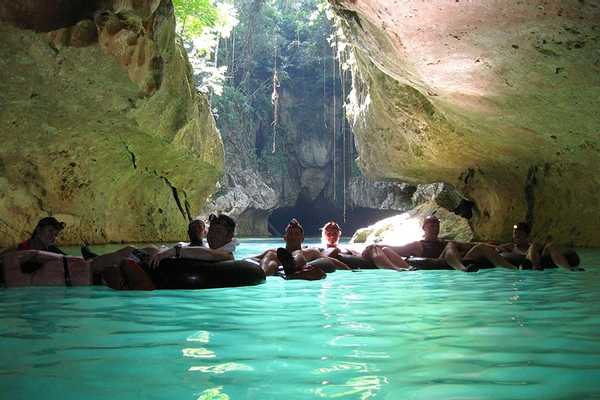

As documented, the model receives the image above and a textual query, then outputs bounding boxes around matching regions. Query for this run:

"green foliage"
[173,0,218,39]
[208,0,356,183]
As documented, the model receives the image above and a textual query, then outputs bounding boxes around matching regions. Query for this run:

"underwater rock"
[334,0,600,245]
[0,0,223,246]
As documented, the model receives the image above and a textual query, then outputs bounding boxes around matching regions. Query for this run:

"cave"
[268,192,401,238]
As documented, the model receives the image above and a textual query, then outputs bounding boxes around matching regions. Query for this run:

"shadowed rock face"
[333,0,600,245]
[0,0,223,246]
[0,1,103,32]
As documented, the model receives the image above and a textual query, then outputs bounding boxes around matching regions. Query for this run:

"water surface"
[1,240,600,399]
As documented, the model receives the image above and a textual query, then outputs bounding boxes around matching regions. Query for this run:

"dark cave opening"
[267,194,403,238]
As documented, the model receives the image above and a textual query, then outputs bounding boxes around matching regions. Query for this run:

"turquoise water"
[1,239,600,399]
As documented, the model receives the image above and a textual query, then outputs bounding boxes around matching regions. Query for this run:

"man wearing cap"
[496,222,581,270]
[2,217,153,287]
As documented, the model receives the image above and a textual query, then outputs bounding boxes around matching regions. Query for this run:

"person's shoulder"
[16,240,31,250]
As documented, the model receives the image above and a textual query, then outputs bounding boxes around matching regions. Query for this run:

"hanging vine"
[331,44,337,202]
[271,56,280,154]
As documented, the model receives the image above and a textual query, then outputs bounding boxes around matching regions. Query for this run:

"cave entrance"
[268,194,402,238]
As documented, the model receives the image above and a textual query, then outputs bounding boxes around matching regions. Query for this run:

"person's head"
[206,213,236,249]
[512,222,530,245]
[284,218,304,250]
[187,218,206,246]
[422,215,440,241]
[31,217,65,248]
[321,221,341,247]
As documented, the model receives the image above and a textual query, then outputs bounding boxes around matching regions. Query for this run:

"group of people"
[0,212,582,289]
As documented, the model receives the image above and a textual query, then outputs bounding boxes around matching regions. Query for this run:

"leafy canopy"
[173,0,219,38]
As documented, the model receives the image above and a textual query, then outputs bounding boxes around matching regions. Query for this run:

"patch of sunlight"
[189,362,253,374]
[314,375,387,399]
[351,213,423,247]
[318,361,369,374]
[182,348,215,358]
[187,331,210,343]
[196,386,230,400]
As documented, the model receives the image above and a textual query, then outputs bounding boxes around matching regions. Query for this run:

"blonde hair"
[321,221,341,247]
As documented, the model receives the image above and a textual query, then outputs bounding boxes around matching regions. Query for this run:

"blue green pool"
[1,239,600,399]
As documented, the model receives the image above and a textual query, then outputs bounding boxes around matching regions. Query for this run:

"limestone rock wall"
[0,0,223,246]
[333,0,600,245]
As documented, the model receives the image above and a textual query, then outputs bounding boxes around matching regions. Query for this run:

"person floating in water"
[252,218,347,280]
[362,215,517,272]
[319,221,360,258]
[103,213,239,290]
[151,214,237,266]
[496,222,581,271]
[1,217,155,287]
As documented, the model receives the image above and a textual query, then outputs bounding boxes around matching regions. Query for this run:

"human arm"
[387,241,422,257]
[13,249,77,264]
[442,241,473,272]
[302,247,325,262]
[150,245,233,268]
[495,243,514,253]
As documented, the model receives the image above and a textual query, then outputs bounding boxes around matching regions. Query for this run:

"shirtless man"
[497,222,581,271]
[150,214,237,266]
[105,214,239,290]
[362,215,517,272]
[254,219,343,279]
[2,217,152,287]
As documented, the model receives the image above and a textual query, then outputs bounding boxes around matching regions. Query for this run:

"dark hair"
[423,215,440,225]
[513,222,531,234]
[31,217,65,239]
[187,219,205,246]
[285,218,304,234]
[322,221,341,232]
[208,213,236,235]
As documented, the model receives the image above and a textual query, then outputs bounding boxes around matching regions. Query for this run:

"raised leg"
[364,246,410,271]
[464,243,517,269]
[258,250,279,276]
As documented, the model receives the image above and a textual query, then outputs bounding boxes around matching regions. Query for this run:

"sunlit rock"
[333,0,600,245]
[351,201,472,245]
[0,0,223,246]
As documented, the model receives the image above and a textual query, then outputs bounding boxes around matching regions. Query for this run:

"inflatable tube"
[334,255,377,269]
[407,257,497,270]
[154,258,266,289]
[406,257,453,270]
[499,252,530,268]
[306,258,337,273]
